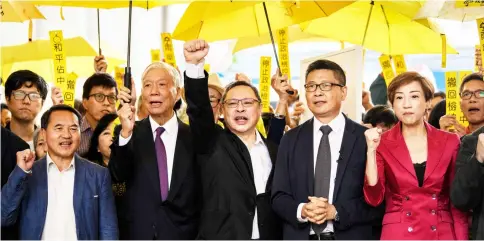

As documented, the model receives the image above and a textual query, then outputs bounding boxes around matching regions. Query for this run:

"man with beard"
[440,73,484,136]
[4,70,48,151]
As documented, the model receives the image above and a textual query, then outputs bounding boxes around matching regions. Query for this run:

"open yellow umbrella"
[232,25,334,53]
[301,0,458,55]
[0,0,45,22]
[1,37,125,81]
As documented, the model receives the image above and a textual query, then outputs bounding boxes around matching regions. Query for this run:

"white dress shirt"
[297,112,346,234]
[119,113,179,188]
[42,154,77,240]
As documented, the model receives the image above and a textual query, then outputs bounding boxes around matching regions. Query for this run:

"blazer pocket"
[382,212,401,225]
[439,211,454,224]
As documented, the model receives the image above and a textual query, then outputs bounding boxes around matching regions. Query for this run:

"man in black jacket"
[183,39,290,239]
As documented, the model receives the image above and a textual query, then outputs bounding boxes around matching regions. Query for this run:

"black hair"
[363,105,398,128]
[84,113,118,165]
[173,99,182,111]
[40,104,82,129]
[5,70,48,101]
[221,81,262,103]
[1,103,8,110]
[305,59,346,86]
[82,73,118,99]
[460,73,484,93]
[428,99,446,129]
[433,91,446,99]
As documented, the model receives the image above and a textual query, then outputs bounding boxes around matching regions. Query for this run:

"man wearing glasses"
[4,70,48,151]
[440,73,484,136]
[183,39,291,239]
[79,73,118,156]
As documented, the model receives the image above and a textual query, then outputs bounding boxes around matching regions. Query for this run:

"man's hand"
[271,73,295,103]
[118,77,136,106]
[117,102,136,139]
[16,149,35,172]
[94,55,108,73]
[235,73,251,83]
[302,200,327,224]
[308,197,337,224]
[51,86,64,105]
[183,39,209,65]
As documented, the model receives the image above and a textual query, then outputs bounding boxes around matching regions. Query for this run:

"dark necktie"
[155,127,169,201]
[312,125,333,234]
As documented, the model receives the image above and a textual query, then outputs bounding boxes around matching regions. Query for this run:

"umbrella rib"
[313,0,327,16]
[380,5,391,54]
[254,5,261,36]
[361,1,375,46]
[197,21,204,39]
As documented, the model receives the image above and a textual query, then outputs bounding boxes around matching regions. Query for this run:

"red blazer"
[364,122,468,240]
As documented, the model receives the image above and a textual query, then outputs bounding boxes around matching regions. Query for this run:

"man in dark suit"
[271,60,383,240]
[109,62,200,239]
[451,125,484,239]
[183,40,290,239]
[1,105,118,239]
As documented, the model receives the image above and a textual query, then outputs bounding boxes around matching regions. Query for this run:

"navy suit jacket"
[1,155,118,240]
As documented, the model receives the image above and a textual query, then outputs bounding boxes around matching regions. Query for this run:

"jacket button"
[431,225,436,231]
[406,211,411,216]
[408,227,413,232]
[431,210,436,215]
[432,194,437,199]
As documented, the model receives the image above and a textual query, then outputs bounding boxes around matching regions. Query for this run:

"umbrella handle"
[124,67,132,93]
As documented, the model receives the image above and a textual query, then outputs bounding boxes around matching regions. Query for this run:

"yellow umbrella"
[172,1,355,42]
[414,0,484,21]
[301,0,458,55]
[0,0,45,22]
[25,0,178,9]
[1,37,125,81]
[232,25,334,53]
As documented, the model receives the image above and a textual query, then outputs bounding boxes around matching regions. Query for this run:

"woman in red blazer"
[364,72,468,240]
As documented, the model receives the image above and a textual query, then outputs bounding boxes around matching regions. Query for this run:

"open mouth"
[150,101,162,107]
[468,108,480,113]
[234,116,248,125]
[59,141,72,148]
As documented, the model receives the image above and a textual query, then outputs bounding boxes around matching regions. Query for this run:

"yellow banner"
[204,64,210,73]
[49,30,67,87]
[477,18,484,72]
[259,56,272,113]
[393,55,407,75]
[151,49,160,63]
[379,55,395,87]
[64,72,78,108]
[476,45,483,72]
[114,66,124,90]
[161,33,176,68]
[445,72,463,129]
[277,27,290,81]
[455,0,484,8]
[441,34,447,68]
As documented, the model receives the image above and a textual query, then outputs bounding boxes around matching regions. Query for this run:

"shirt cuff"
[297,203,308,223]
[185,60,205,79]
[20,167,32,174]
[118,134,132,146]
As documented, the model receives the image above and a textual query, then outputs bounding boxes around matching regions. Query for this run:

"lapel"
[138,118,162,201]
[423,123,445,183]
[167,120,190,201]
[36,158,49,233]
[385,123,417,179]
[332,115,356,201]
[73,155,85,237]
[223,127,256,191]
[298,119,314,196]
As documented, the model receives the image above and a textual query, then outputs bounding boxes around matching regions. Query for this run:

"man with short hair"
[1,104,118,240]
[4,70,48,151]
[78,73,118,156]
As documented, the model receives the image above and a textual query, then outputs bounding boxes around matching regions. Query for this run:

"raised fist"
[183,39,209,65]
[16,149,35,172]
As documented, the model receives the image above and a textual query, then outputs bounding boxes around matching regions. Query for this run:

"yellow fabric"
[301,0,457,55]
[0,0,45,22]
[232,25,333,53]
[1,36,125,81]
[173,1,355,42]
[26,0,176,9]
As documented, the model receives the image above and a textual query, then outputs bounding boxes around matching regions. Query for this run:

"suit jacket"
[364,122,468,240]
[184,72,285,240]
[109,118,200,240]
[271,116,383,240]
[1,155,118,240]
[1,127,29,240]
[451,125,484,239]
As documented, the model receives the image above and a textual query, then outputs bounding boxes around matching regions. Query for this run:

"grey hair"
[33,129,41,148]
[141,62,181,88]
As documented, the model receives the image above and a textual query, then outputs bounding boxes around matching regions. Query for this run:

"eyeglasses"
[460,90,484,100]
[89,93,117,104]
[11,90,42,101]
[304,82,344,92]
[223,98,260,108]
[210,98,220,108]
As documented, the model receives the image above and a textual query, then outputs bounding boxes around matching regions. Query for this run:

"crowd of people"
[1,38,484,240]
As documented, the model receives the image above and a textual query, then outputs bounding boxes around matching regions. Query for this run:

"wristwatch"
[274,114,285,119]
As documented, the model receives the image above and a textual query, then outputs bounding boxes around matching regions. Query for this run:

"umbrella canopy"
[0,0,45,22]
[1,37,125,81]
[415,0,484,21]
[25,0,178,9]
[301,0,458,55]
[172,1,355,42]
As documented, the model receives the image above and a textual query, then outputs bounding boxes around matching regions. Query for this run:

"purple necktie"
[155,127,169,201]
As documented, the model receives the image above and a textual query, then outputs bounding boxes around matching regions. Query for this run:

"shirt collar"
[149,112,179,135]
[255,131,265,145]
[80,116,91,133]
[46,153,75,172]
[313,112,345,135]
